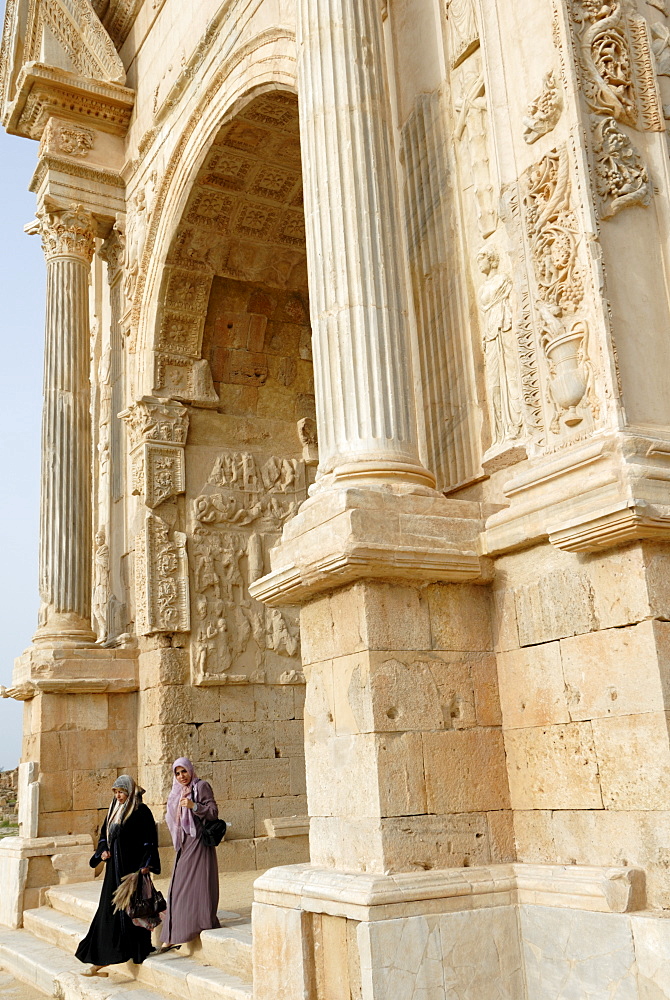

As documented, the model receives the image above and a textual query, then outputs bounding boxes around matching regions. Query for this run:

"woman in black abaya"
[75,775,160,976]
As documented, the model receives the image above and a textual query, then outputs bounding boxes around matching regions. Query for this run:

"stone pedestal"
[252,862,644,1000]
[0,834,93,929]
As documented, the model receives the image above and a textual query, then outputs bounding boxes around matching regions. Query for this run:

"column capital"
[98,221,125,286]
[38,204,96,264]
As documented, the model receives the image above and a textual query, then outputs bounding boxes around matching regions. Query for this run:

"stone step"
[197,926,253,982]
[45,883,101,924]
[136,952,251,1000]
[0,927,83,994]
[24,907,84,954]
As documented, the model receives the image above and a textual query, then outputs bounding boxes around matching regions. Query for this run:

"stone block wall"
[493,540,670,908]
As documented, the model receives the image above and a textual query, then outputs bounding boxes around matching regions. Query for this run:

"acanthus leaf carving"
[593,116,652,218]
[38,203,96,263]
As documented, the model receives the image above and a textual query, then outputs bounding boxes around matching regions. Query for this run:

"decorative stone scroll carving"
[38,204,96,263]
[476,248,523,449]
[524,147,599,434]
[568,0,637,125]
[135,514,189,635]
[593,116,651,217]
[121,397,189,509]
[523,71,563,143]
[189,450,306,685]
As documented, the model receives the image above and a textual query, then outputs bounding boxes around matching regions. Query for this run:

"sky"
[0,127,45,769]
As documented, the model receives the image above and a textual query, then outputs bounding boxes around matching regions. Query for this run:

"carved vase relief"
[188,450,307,686]
[524,147,599,434]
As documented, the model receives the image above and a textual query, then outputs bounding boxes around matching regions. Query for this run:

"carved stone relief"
[188,450,307,686]
[135,513,190,635]
[92,527,110,643]
[475,247,524,450]
[524,147,599,434]
[523,71,563,144]
[651,20,670,75]
[454,63,498,239]
[592,116,652,217]
[41,118,95,157]
[445,0,480,69]
[121,397,189,509]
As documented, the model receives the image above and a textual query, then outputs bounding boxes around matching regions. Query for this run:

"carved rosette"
[121,397,189,508]
[135,514,190,634]
[38,204,96,263]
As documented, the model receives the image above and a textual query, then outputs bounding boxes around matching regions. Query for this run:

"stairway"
[0,873,255,1000]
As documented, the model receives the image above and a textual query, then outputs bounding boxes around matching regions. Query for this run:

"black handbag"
[193,780,227,847]
[200,818,227,847]
[128,873,167,927]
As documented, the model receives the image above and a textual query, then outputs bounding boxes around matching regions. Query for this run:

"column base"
[252,862,646,999]
[33,611,96,647]
[331,460,437,492]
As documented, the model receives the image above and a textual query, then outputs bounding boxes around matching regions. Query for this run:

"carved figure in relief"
[124,188,148,303]
[523,71,563,144]
[192,528,221,597]
[93,528,110,643]
[593,116,651,216]
[454,67,498,239]
[476,248,524,447]
[445,0,479,68]
[268,609,299,658]
[651,21,670,75]
[570,1,637,126]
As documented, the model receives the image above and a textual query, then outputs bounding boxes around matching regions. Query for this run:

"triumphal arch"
[2,0,670,995]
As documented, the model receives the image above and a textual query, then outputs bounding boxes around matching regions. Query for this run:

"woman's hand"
[101,851,110,861]
[140,867,150,874]
[179,797,194,810]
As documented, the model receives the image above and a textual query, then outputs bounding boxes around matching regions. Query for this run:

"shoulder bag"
[193,780,227,847]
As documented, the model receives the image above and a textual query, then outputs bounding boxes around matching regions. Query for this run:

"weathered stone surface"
[497,641,570,729]
[504,723,603,810]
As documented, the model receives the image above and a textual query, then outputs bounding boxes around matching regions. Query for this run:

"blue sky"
[0,127,44,768]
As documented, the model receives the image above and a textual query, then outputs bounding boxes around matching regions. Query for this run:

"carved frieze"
[121,397,189,509]
[189,450,307,685]
[135,514,190,635]
[41,119,95,157]
[523,71,563,144]
[592,116,652,217]
[38,203,96,263]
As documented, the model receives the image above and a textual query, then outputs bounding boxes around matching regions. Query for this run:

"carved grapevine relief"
[189,451,307,686]
[524,147,599,433]
[523,71,563,144]
[569,0,637,125]
[593,116,652,217]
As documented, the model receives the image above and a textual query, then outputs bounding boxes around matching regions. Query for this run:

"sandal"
[157,944,180,954]
[81,968,108,977]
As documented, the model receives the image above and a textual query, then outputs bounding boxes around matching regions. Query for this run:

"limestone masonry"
[1,0,670,996]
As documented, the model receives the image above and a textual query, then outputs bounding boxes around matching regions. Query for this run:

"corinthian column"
[34,205,97,645]
[297,0,435,489]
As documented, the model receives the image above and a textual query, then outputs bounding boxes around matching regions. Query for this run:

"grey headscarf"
[106,775,145,842]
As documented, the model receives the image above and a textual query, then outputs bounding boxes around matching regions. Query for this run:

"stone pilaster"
[34,205,97,645]
[297,0,434,490]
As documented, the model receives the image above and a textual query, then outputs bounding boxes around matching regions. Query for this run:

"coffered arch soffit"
[133,35,298,395]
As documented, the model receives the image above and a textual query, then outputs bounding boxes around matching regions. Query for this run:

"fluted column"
[297,0,435,489]
[34,205,97,645]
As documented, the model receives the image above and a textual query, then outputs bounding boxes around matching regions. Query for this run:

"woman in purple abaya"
[159,757,220,950]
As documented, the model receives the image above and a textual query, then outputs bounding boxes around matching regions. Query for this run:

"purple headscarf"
[165,757,198,850]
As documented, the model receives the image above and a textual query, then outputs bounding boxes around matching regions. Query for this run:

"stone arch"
[133,32,298,389]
